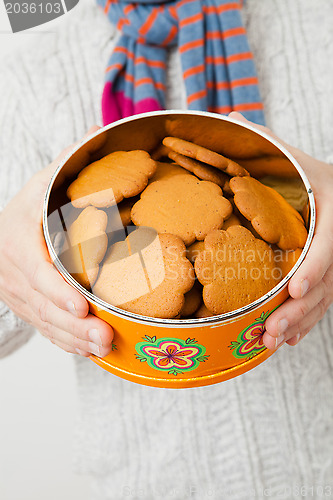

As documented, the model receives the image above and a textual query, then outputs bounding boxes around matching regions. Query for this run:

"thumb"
[228,111,278,141]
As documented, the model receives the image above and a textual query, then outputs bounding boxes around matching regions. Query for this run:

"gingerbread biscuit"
[60,206,108,289]
[163,137,249,177]
[195,226,280,314]
[150,144,171,161]
[93,228,194,318]
[221,179,233,196]
[179,283,202,317]
[231,205,263,240]
[67,150,157,208]
[149,161,191,183]
[186,215,240,262]
[195,303,215,319]
[131,175,232,246]
[237,156,299,179]
[260,176,308,212]
[186,241,205,263]
[222,213,241,230]
[104,195,139,240]
[168,150,229,189]
[230,177,308,250]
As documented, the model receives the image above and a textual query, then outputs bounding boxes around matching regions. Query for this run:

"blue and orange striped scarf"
[97,0,265,125]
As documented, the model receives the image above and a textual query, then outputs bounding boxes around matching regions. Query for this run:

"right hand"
[0,128,114,357]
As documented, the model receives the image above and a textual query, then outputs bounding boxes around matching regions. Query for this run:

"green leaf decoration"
[168,368,183,376]
[229,341,240,350]
[197,355,209,363]
[185,337,198,345]
[143,335,156,343]
[246,351,259,361]
[135,355,147,362]
[111,342,117,351]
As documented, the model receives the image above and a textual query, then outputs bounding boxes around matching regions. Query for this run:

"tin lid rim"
[42,110,316,328]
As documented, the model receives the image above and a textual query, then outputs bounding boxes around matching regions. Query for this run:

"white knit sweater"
[1,0,333,498]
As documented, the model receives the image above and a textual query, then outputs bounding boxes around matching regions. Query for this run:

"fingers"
[39,321,113,358]
[44,124,101,193]
[4,222,90,319]
[28,257,89,319]
[264,264,333,349]
[42,125,102,179]
[26,293,114,357]
[228,111,297,156]
[288,202,333,300]
[284,295,331,346]
[28,287,114,347]
[228,111,277,140]
[84,125,101,137]
[49,338,91,357]
[265,269,328,337]
[2,282,114,357]
[10,253,89,320]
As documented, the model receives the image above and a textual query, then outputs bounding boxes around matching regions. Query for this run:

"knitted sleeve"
[0,59,51,358]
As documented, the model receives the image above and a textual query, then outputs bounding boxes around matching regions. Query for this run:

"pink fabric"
[102,82,162,125]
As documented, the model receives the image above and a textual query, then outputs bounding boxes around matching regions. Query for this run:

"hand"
[0,127,114,358]
[229,112,333,349]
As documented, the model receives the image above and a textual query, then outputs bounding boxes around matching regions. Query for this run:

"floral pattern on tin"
[135,336,209,376]
[229,309,278,361]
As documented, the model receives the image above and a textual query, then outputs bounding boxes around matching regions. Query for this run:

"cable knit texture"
[0,0,332,498]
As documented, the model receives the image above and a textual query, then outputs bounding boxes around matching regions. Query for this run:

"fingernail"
[89,328,103,346]
[295,333,301,344]
[300,279,310,298]
[66,300,78,317]
[75,348,87,356]
[277,318,289,335]
[275,334,285,348]
[89,342,101,357]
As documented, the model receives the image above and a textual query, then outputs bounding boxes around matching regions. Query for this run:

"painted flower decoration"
[229,309,278,360]
[135,336,209,376]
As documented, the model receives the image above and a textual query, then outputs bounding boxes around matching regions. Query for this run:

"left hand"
[229,112,333,349]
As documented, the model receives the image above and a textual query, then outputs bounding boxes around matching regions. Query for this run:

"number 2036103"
[5,2,62,14]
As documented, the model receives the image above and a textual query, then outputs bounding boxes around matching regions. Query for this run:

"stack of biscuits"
[62,137,309,319]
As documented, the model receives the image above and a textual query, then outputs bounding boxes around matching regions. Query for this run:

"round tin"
[43,111,316,389]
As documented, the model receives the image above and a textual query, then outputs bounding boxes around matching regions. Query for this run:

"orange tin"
[43,111,315,388]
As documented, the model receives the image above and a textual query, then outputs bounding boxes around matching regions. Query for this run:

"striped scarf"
[98,0,265,125]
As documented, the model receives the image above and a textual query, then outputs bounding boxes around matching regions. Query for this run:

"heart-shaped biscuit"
[195,226,280,314]
[60,206,108,289]
[230,177,308,250]
[93,228,194,318]
[67,150,157,208]
[131,175,232,246]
